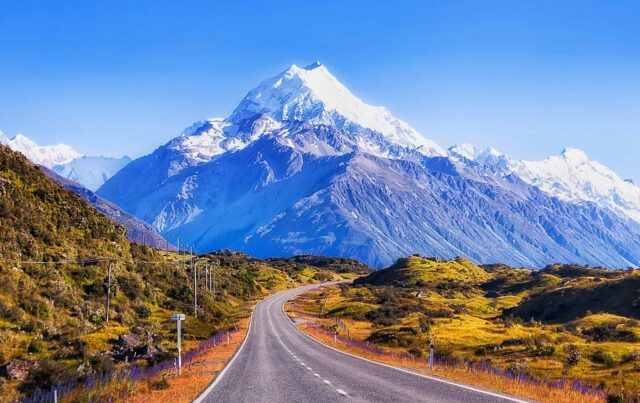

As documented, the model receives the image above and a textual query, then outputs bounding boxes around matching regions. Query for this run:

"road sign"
[172,313,185,374]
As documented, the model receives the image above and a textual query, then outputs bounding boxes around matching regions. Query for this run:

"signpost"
[172,313,186,374]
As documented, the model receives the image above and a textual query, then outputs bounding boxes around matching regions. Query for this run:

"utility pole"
[213,261,216,300]
[192,246,197,318]
[106,261,112,324]
[205,262,209,292]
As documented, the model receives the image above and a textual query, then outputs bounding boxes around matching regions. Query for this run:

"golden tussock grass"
[125,317,249,403]
[290,309,605,403]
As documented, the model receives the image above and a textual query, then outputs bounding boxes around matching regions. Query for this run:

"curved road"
[197,284,526,403]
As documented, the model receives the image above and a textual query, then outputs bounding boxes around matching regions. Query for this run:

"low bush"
[590,350,617,367]
[408,347,424,358]
[581,322,638,342]
[27,339,47,354]
[365,304,413,327]
[523,334,556,356]
[133,304,152,319]
[506,359,529,378]
[622,350,640,364]
[150,378,170,390]
[564,344,582,367]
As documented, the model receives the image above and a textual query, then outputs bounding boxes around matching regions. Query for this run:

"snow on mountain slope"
[141,62,442,178]
[0,132,80,167]
[228,62,444,157]
[53,155,132,191]
[98,63,640,268]
[0,131,130,190]
[171,115,283,165]
[103,132,640,268]
[449,144,640,223]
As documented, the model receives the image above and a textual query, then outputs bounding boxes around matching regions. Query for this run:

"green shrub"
[582,322,638,342]
[365,304,415,326]
[622,350,640,364]
[134,304,152,319]
[88,354,114,376]
[591,350,617,367]
[418,315,433,334]
[408,347,424,358]
[524,334,556,356]
[564,344,582,367]
[506,359,529,378]
[150,378,170,390]
[116,273,145,300]
[28,339,48,353]
[606,392,625,403]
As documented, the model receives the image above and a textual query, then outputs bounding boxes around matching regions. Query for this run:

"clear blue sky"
[1,1,638,180]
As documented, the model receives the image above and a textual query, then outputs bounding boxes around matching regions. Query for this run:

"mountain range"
[0,131,130,191]
[93,62,640,268]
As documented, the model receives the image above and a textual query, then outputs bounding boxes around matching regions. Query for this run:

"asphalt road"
[196,284,526,403]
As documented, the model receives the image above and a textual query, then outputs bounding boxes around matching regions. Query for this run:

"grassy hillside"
[297,255,640,399]
[0,146,368,400]
[355,256,491,287]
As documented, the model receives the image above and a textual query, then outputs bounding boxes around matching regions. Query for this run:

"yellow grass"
[126,317,249,403]
[287,291,606,403]
[56,318,249,403]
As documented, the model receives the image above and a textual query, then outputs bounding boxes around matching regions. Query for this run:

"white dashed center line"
[269,297,351,398]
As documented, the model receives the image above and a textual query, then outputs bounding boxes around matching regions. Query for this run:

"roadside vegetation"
[288,256,640,402]
[0,145,371,401]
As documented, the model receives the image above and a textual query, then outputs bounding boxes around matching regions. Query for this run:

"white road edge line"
[281,288,530,403]
[192,296,261,403]
[336,389,348,396]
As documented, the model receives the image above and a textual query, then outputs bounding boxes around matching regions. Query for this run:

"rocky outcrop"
[0,359,40,381]
[111,327,167,363]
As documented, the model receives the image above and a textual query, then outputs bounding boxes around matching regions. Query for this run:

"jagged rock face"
[97,63,640,268]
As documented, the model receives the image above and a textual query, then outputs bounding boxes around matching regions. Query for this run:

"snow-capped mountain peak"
[449,144,507,168]
[0,132,81,167]
[0,131,130,191]
[516,149,640,222]
[229,62,444,156]
[560,147,589,163]
[450,143,640,223]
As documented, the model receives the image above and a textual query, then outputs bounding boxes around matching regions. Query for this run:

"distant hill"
[354,256,491,288]
[504,271,640,322]
[353,254,639,323]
